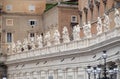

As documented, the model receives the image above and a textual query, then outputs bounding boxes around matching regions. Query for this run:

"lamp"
[87,66,92,79]
[86,50,119,79]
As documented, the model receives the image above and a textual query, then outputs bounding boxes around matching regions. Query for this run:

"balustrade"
[6,26,120,61]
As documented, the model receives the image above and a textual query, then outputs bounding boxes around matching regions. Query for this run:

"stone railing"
[6,26,120,61]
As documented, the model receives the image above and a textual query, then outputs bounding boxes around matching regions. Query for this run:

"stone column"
[74,68,78,79]
[38,71,41,79]
[64,69,67,79]
[54,70,58,79]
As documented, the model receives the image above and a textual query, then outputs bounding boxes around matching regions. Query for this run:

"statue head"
[83,22,86,25]
[115,8,117,12]
[88,21,90,24]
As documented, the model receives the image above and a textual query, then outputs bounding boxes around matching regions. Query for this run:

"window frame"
[6,5,12,11]
[6,19,13,26]
[6,32,13,43]
[28,19,37,27]
[71,15,77,23]
[28,5,35,12]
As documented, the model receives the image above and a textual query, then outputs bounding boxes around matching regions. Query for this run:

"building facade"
[0,0,46,54]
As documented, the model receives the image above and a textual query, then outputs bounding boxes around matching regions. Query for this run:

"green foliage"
[44,1,78,12]
[44,3,58,12]
[61,1,78,5]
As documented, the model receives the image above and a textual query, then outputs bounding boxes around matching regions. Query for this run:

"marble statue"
[83,22,91,38]
[87,21,92,38]
[62,26,70,43]
[114,8,120,27]
[53,30,60,45]
[36,35,43,48]
[73,26,77,40]
[16,40,22,53]
[30,37,36,50]
[103,13,110,32]
[22,38,28,51]
[76,24,81,40]
[73,25,80,41]
[7,44,11,54]
[12,42,16,53]
[97,17,103,35]
[44,31,51,46]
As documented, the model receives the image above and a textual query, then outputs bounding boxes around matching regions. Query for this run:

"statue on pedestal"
[12,42,16,53]
[97,17,103,35]
[103,13,110,32]
[73,25,80,41]
[83,22,92,38]
[53,30,60,45]
[87,21,92,38]
[62,26,70,43]
[36,35,43,48]
[114,8,120,27]
[30,37,36,50]
[16,40,22,53]
[7,44,11,54]
[44,31,51,46]
[22,38,28,51]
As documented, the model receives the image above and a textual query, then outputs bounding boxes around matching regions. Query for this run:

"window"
[7,33,12,43]
[29,20,37,27]
[6,5,12,11]
[71,15,77,23]
[30,33,35,37]
[29,5,35,12]
[115,2,120,8]
[6,19,13,26]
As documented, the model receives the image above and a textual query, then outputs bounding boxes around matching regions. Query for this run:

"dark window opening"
[7,33,12,43]
[30,33,35,37]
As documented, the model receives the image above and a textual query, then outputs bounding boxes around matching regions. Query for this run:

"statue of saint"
[114,8,120,27]
[103,13,110,32]
[44,31,51,46]
[83,22,91,38]
[12,42,16,53]
[22,38,28,51]
[97,17,103,35]
[53,30,60,45]
[73,26,77,40]
[36,35,43,48]
[62,26,70,43]
[87,21,92,38]
[73,25,80,41]
[16,40,22,53]
[76,24,80,40]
